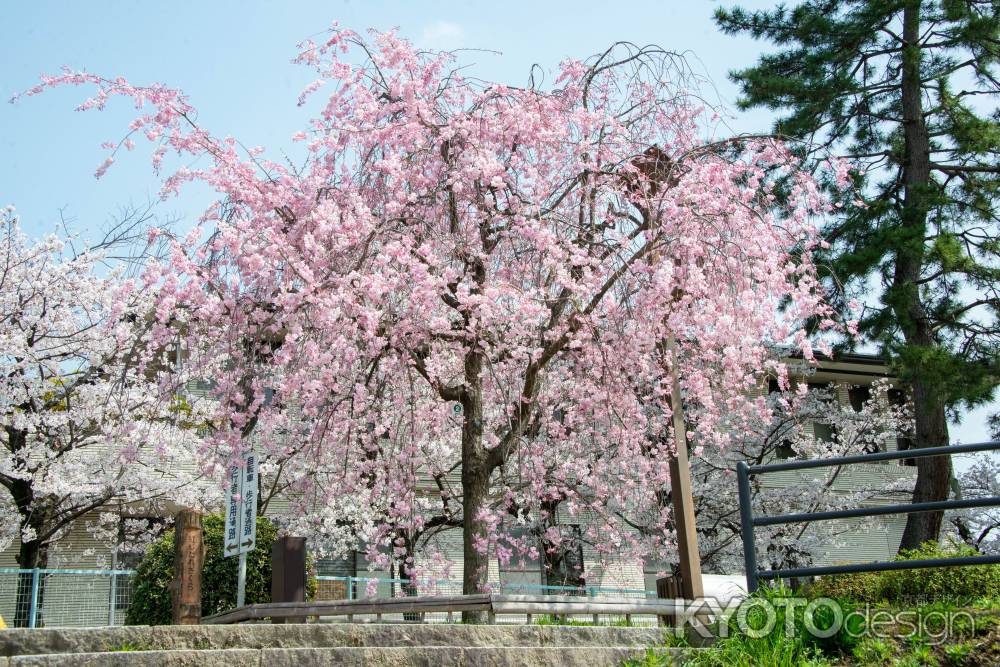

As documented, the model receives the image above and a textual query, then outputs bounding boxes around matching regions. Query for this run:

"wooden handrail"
[202,593,697,625]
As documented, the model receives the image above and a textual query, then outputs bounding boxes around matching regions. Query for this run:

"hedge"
[125,513,315,625]
[807,540,1000,604]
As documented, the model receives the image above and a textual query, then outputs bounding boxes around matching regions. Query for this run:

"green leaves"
[125,513,317,625]
[929,233,974,273]
[716,0,1000,414]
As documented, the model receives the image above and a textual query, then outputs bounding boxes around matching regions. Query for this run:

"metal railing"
[737,440,1000,593]
[0,568,137,629]
[203,592,691,626]
[315,575,653,600]
[312,576,657,624]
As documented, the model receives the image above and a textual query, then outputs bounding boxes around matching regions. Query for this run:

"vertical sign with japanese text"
[223,452,258,557]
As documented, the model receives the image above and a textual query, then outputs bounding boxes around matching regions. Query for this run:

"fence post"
[736,461,759,594]
[109,569,118,626]
[27,568,40,628]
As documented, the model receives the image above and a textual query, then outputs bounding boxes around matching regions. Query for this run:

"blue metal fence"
[0,568,654,628]
[0,567,137,628]
[737,440,1000,592]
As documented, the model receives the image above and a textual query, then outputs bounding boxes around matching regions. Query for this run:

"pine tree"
[716,0,999,550]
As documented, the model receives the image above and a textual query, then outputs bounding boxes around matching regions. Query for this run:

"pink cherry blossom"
[20,27,850,596]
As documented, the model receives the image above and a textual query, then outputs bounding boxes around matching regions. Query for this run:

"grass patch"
[620,581,1000,666]
[533,614,601,626]
[836,601,1000,667]
[531,613,643,627]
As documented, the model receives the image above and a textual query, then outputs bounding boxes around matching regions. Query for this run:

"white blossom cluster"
[0,209,208,563]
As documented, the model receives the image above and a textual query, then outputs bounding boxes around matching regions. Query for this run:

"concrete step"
[0,623,673,656]
[3,645,688,666]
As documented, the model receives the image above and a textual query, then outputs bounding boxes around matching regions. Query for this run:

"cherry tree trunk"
[13,538,46,628]
[461,465,490,622]
[460,340,491,622]
[10,468,46,628]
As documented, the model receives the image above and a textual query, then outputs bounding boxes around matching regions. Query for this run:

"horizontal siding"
[811,514,907,566]
[761,464,917,497]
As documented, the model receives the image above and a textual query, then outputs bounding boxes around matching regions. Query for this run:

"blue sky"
[2,1,777,237]
[1,0,994,446]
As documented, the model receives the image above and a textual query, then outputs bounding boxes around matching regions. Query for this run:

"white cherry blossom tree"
[0,209,207,625]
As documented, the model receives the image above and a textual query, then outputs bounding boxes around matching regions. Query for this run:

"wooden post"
[665,335,704,601]
[271,536,306,624]
[638,149,706,604]
[171,509,204,625]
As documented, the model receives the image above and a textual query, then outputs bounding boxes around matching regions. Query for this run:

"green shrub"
[125,513,315,625]
[943,641,974,666]
[621,648,679,666]
[679,585,851,667]
[808,540,1000,604]
[851,637,894,665]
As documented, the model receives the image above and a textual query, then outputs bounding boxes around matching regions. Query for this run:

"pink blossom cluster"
[22,27,847,587]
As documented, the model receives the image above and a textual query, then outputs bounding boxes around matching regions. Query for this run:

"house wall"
[1,355,918,606]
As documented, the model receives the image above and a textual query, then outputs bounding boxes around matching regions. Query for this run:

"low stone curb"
[2,646,689,667]
[0,623,672,656]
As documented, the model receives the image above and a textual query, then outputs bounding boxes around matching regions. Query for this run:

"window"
[315,552,358,578]
[643,559,670,594]
[115,517,167,569]
[499,525,542,591]
[848,384,890,453]
[848,385,871,413]
[315,551,361,600]
[896,437,917,466]
[812,421,838,444]
[807,383,839,445]
[774,439,796,460]
[543,524,585,591]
